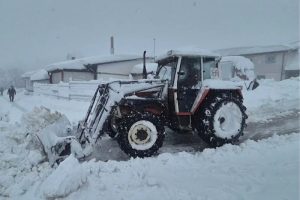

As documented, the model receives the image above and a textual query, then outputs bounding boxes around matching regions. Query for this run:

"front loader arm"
[77,79,167,145]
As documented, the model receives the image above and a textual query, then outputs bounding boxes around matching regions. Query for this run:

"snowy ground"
[0,78,299,199]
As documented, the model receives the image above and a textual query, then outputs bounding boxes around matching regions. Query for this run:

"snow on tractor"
[38,50,248,163]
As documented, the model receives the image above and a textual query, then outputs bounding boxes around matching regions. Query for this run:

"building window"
[265,55,276,64]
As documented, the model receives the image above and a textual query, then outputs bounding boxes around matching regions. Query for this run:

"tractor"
[39,50,247,162]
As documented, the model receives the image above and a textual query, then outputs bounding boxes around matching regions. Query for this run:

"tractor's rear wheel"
[197,94,247,147]
[117,112,165,158]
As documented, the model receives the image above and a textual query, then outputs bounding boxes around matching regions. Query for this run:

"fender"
[119,98,167,117]
[191,88,243,114]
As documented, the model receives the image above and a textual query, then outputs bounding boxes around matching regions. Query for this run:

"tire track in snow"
[91,110,300,162]
[241,110,300,141]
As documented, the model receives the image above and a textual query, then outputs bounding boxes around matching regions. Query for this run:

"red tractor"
[40,50,248,162]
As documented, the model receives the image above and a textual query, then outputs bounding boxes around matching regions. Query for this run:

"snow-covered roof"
[157,48,220,61]
[287,41,300,49]
[22,70,49,81]
[21,70,38,78]
[131,63,158,74]
[220,56,254,70]
[30,69,49,81]
[46,59,84,71]
[46,55,143,71]
[216,45,293,56]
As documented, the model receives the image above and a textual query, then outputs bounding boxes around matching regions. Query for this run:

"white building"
[46,55,152,83]
[216,44,299,81]
[21,69,49,92]
[130,63,158,80]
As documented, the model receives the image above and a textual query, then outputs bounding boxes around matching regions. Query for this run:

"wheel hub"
[128,120,158,150]
[136,129,148,141]
[219,117,225,124]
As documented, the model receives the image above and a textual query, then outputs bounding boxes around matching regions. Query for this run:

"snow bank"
[27,133,299,200]
[0,108,52,197]
[243,78,300,122]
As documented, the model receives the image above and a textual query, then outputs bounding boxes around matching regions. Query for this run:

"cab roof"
[156,49,220,62]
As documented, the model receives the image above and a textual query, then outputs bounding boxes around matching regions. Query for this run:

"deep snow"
[0,78,299,199]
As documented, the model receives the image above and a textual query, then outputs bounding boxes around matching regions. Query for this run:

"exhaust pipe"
[143,51,147,79]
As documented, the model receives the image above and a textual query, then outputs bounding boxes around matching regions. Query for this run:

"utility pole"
[143,51,147,79]
[110,36,114,55]
[153,38,156,60]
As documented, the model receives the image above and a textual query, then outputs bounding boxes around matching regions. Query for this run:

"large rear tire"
[197,94,247,147]
[117,112,165,158]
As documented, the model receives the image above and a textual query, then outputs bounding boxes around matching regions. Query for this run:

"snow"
[213,101,243,139]
[21,70,37,78]
[220,56,255,80]
[46,55,142,71]
[22,69,49,81]
[40,155,88,198]
[221,55,254,68]
[30,69,49,81]
[0,78,299,199]
[157,48,220,61]
[242,78,300,122]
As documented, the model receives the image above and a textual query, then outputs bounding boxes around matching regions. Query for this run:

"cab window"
[156,57,178,85]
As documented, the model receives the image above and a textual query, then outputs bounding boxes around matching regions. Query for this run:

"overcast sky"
[0,0,298,71]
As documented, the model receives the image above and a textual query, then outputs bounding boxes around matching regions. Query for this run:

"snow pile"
[22,107,65,134]
[0,107,73,197]
[20,133,299,200]
[220,56,256,81]
[40,155,88,198]
[243,78,300,122]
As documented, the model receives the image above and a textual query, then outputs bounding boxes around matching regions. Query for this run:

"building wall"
[63,71,94,82]
[51,71,94,83]
[51,72,62,84]
[96,59,147,81]
[24,78,33,91]
[244,52,284,81]
[284,49,299,79]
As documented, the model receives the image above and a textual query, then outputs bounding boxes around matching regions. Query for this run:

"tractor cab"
[155,50,220,129]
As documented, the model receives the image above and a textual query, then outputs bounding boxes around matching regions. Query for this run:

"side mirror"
[178,70,185,76]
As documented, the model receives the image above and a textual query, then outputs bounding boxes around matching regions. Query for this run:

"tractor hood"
[201,79,243,90]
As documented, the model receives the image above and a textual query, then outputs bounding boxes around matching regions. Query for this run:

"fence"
[33,80,103,100]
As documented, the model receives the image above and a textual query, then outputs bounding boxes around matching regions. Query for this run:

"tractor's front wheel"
[197,95,247,147]
[117,112,165,158]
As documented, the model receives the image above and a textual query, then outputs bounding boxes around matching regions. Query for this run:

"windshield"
[156,57,178,85]
[203,57,218,80]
